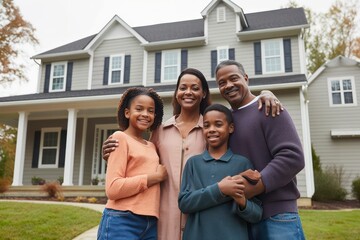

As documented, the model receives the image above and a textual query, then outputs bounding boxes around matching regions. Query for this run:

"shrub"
[312,166,347,201]
[352,177,360,201]
[87,197,98,203]
[0,178,10,193]
[75,196,87,202]
[31,176,46,185]
[41,182,62,198]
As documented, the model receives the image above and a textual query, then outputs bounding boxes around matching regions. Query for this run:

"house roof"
[0,74,306,104]
[308,56,360,85]
[32,7,307,59]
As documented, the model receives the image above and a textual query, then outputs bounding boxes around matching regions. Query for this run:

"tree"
[0,123,17,182]
[0,0,38,84]
[305,0,360,74]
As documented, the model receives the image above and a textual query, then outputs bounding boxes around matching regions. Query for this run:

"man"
[215,60,305,240]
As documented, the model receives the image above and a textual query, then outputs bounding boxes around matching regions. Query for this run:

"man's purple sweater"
[229,99,305,219]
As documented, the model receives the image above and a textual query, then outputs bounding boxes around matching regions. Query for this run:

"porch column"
[78,117,88,185]
[63,108,78,186]
[12,111,28,186]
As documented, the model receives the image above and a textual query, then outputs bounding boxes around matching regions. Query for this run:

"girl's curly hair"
[117,87,164,131]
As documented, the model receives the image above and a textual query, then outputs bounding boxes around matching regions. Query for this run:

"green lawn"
[0,201,102,240]
[0,202,359,240]
[300,209,360,240]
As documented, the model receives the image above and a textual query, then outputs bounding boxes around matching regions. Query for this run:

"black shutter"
[154,52,161,83]
[103,57,110,85]
[254,42,262,75]
[31,131,41,168]
[124,55,131,84]
[66,62,73,91]
[181,49,188,71]
[211,50,217,78]
[58,130,67,168]
[229,48,235,60]
[44,64,51,93]
[283,39,293,72]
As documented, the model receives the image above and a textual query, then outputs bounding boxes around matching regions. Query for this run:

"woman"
[103,68,282,240]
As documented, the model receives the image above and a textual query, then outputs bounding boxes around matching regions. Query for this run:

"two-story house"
[307,55,360,197]
[0,0,314,202]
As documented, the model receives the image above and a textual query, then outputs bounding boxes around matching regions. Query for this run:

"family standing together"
[98,60,305,240]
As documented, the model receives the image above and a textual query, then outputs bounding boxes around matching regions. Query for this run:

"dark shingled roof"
[33,8,307,57]
[134,19,204,42]
[0,74,306,103]
[243,8,308,31]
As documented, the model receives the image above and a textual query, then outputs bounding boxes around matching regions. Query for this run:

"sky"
[1,0,336,96]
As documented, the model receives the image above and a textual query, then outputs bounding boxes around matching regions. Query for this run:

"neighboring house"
[0,0,314,200]
[307,55,360,197]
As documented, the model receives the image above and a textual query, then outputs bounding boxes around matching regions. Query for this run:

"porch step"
[0,185,106,198]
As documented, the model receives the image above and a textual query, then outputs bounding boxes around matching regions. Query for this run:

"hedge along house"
[0,0,314,202]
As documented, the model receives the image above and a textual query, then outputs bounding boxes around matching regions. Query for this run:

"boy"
[178,103,262,240]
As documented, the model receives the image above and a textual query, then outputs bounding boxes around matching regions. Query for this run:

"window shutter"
[124,55,131,84]
[155,52,161,83]
[58,130,67,168]
[31,131,41,168]
[211,50,217,78]
[283,39,293,72]
[66,62,73,91]
[181,49,188,71]
[44,64,51,93]
[254,42,262,75]
[103,57,110,85]
[229,48,235,60]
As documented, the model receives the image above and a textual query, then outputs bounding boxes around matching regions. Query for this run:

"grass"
[1,202,359,240]
[300,209,360,240]
[0,201,102,240]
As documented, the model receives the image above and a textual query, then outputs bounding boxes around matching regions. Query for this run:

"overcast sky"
[2,0,336,96]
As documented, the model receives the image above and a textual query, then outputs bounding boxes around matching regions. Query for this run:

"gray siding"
[92,37,144,89]
[71,59,90,90]
[308,65,360,196]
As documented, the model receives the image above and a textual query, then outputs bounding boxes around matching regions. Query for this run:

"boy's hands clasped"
[218,175,246,208]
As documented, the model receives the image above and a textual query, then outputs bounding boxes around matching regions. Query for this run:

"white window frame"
[261,39,284,74]
[38,127,61,169]
[92,124,118,183]
[327,76,357,107]
[161,50,180,82]
[217,46,229,64]
[217,7,226,22]
[109,54,125,85]
[50,62,67,92]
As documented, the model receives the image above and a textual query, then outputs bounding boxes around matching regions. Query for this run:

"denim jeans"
[97,208,157,240]
[251,212,305,240]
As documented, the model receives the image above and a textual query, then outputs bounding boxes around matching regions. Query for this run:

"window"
[328,77,357,106]
[39,128,61,168]
[161,50,180,82]
[50,62,67,92]
[217,46,229,64]
[261,39,284,74]
[109,55,125,84]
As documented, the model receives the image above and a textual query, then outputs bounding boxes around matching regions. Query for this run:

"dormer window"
[217,7,226,22]
[109,54,125,84]
[50,62,67,92]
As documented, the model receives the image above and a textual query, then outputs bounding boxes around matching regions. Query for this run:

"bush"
[312,166,347,201]
[0,178,10,193]
[352,177,360,201]
[31,176,46,185]
[41,182,62,198]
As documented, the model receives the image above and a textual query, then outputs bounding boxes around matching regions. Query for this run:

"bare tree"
[0,0,38,84]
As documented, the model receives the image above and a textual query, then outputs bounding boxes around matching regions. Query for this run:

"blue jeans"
[97,208,157,240]
[251,212,305,240]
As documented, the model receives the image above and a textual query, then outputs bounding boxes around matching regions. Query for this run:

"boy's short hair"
[203,104,233,124]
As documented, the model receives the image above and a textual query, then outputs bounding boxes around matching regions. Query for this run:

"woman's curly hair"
[117,87,164,131]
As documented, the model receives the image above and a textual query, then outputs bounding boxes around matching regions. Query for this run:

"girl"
[97,87,168,240]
